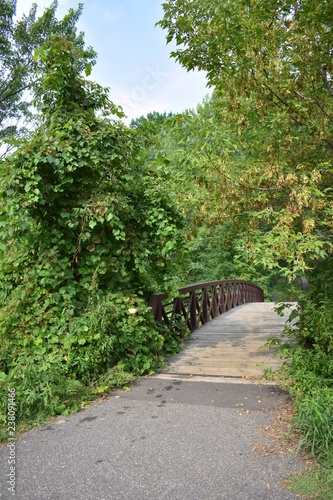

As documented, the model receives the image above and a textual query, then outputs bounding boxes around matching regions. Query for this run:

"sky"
[15,0,210,123]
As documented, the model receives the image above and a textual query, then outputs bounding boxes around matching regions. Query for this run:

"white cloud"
[109,67,209,123]
[14,0,210,122]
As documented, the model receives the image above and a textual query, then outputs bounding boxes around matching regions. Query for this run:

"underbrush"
[275,293,333,498]
[0,292,182,442]
[280,348,333,460]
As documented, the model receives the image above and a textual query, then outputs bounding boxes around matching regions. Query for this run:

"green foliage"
[186,224,240,283]
[276,291,333,464]
[159,0,333,279]
[141,97,283,294]
[184,223,279,297]
[0,0,96,148]
[156,317,188,356]
[279,346,333,458]
[0,289,175,440]
[0,35,185,436]
[1,35,184,295]
[130,111,174,130]
[296,298,333,354]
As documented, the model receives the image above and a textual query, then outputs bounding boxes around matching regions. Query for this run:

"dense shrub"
[0,36,184,436]
[278,288,333,463]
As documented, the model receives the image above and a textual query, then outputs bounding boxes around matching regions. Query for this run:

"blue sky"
[16,0,209,122]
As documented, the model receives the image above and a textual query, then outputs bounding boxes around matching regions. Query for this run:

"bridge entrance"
[158,302,294,380]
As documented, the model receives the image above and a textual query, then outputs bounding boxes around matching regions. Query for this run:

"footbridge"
[149,280,294,380]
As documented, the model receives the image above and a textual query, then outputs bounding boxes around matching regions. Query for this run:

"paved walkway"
[0,302,304,500]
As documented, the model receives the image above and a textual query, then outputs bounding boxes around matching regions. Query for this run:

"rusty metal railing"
[149,280,264,334]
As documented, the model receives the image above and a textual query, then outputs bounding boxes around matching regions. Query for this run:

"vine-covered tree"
[0,35,185,424]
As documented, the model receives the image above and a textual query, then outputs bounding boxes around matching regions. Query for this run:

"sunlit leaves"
[159,0,333,278]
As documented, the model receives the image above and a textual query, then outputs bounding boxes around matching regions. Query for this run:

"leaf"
[85,63,92,77]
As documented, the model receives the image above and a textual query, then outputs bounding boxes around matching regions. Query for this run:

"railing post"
[211,285,218,318]
[188,291,197,332]
[219,283,225,313]
[172,297,187,338]
[148,292,169,326]
[201,287,209,324]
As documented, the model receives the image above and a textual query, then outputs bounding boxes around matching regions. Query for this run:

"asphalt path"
[0,377,305,500]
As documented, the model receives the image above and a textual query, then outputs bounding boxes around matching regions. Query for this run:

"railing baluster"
[211,285,218,318]
[201,288,208,324]
[188,291,197,332]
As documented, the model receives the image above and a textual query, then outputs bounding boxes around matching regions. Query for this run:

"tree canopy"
[0,0,95,148]
[159,0,333,278]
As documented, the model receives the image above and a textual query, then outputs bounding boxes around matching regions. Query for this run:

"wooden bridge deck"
[159,302,295,381]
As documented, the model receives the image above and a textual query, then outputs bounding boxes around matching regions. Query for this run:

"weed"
[285,461,333,500]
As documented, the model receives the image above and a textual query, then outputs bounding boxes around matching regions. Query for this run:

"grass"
[285,461,333,500]
[259,350,333,499]
[0,365,136,444]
